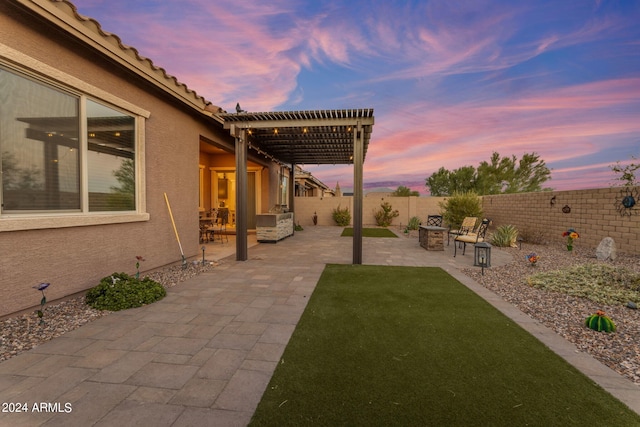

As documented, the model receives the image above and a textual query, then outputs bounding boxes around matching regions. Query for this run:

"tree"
[111,158,135,196]
[1,151,42,190]
[425,152,551,196]
[392,185,419,197]
[426,166,477,196]
[107,159,135,210]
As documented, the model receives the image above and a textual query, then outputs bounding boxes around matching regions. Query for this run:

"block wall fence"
[294,186,640,255]
[482,187,640,255]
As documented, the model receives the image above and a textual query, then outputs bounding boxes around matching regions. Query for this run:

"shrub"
[85,272,166,311]
[332,205,351,226]
[439,191,483,228]
[491,225,519,247]
[407,216,421,230]
[373,201,399,227]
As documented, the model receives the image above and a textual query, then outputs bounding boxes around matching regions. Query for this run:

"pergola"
[218,109,375,264]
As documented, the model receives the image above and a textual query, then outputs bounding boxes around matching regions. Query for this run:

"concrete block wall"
[294,196,354,226]
[295,196,443,228]
[482,187,640,254]
[295,187,640,255]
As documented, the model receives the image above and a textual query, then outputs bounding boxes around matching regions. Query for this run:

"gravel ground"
[1,246,638,386]
[463,243,640,385]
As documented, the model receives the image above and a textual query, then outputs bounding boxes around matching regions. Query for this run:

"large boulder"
[596,237,617,261]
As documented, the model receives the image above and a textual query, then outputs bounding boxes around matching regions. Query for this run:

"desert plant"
[585,310,616,333]
[332,205,351,226]
[439,191,483,228]
[491,225,519,247]
[85,272,166,311]
[373,201,399,227]
[407,216,421,230]
[527,264,640,305]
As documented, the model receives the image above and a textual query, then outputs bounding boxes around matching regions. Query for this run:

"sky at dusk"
[69,0,640,194]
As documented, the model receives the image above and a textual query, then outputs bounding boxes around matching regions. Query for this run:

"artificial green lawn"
[250,264,640,426]
[341,227,398,238]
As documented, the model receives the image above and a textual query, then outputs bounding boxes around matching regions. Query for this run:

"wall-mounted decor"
[614,187,639,217]
[562,205,571,214]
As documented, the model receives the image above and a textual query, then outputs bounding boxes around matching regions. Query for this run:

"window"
[1,67,137,214]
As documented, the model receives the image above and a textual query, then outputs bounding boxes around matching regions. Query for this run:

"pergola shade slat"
[219,109,373,165]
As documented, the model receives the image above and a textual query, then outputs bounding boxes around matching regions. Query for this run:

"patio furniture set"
[419,215,491,264]
[199,208,230,243]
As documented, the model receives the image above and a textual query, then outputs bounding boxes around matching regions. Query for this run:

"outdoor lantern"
[474,242,492,274]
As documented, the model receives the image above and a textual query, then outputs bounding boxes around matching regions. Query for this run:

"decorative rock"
[595,237,617,261]
[627,301,638,310]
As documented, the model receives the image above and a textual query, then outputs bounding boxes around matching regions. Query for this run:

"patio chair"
[200,214,215,243]
[447,216,478,245]
[199,223,209,243]
[453,219,490,257]
[212,209,229,242]
[426,215,443,227]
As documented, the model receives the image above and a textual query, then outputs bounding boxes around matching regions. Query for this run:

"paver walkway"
[0,226,638,426]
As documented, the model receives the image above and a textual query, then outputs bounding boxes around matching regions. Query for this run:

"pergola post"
[353,121,364,264]
[234,125,248,261]
[289,162,296,233]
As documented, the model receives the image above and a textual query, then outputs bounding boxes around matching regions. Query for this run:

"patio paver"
[0,226,637,426]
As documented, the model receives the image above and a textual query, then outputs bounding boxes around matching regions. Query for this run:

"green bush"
[491,224,519,247]
[85,272,166,311]
[439,191,483,228]
[332,205,351,226]
[407,216,421,230]
[373,201,399,227]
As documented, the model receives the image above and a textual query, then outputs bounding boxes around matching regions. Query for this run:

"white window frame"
[0,43,150,232]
